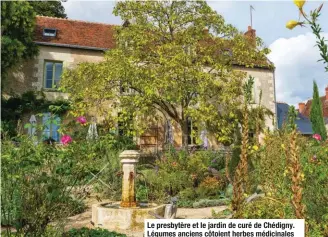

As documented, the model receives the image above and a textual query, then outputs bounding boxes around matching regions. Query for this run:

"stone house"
[5,16,277,152]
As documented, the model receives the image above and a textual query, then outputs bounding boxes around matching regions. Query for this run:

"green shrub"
[142,149,227,202]
[192,199,229,208]
[64,227,127,237]
[239,197,289,219]
[136,184,148,202]
[1,136,87,236]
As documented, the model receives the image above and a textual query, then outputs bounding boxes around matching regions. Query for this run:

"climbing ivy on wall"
[1,91,70,137]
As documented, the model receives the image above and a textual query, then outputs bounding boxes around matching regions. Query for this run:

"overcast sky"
[62,0,328,106]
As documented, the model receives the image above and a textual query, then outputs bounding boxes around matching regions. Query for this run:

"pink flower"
[61,135,72,145]
[76,116,87,125]
[312,134,322,141]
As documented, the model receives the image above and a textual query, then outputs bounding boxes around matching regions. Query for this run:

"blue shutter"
[42,113,51,140]
[52,116,61,142]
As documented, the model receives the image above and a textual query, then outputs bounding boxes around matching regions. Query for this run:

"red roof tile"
[34,16,116,50]
[301,96,328,118]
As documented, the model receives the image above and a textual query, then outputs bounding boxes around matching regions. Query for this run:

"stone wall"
[5,45,276,150]
[5,45,104,97]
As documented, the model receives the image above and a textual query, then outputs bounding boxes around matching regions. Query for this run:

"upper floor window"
[44,61,63,89]
[43,28,57,37]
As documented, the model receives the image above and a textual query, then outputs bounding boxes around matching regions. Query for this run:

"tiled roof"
[34,16,116,50]
[34,16,273,69]
[301,96,328,118]
[276,102,313,134]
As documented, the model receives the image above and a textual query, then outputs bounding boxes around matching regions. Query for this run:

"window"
[44,61,63,89]
[187,117,197,145]
[43,28,57,37]
[42,113,61,142]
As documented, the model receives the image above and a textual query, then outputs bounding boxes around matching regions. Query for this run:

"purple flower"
[312,155,317,161]
[312,134,322,141]
[211,159,217,163]
[76,116,87,125]
[61,135,72,145]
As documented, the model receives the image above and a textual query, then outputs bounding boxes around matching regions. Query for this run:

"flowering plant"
[61,135,72,145]
[76,116,87,125]
[312,133,322,141]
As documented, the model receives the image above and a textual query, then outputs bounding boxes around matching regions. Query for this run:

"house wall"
[238,67,277,131]
[5,45,104,99]
[6,45,276,150]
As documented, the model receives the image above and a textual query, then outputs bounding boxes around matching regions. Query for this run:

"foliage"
[232,76,254,216]
[61,1,270,147]
[136,184,149,202]
[301,138,328,225]
[1,1,38,81]
[192,198,229,208]
[287,1,328,72]
[240,197,287,219]
[1,136,86,236]
[1,91,70,137]
[310,81,327,140]
[141,149,228,203]
[197,176,224,197]
[242,127,328,236]
[64,228,127,237]
[29,0,67,18]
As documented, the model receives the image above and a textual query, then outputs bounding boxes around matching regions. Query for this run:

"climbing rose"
[61,135,72,145]
[312,134,322,141]
[77,116,87,125]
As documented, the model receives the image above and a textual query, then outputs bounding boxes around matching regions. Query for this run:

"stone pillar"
[120,150,140,208]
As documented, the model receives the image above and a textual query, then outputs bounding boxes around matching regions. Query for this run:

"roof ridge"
[36,15,118,27]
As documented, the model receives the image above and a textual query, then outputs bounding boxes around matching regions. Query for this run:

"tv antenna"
[250,5,255,28]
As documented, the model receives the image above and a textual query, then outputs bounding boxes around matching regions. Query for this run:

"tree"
[1,1,38,80]
[310,81,327,140]
[28,0,67,19]
[61,1,270,148]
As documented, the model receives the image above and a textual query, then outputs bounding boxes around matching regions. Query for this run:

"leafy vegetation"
[64,228,127,237]
[1,91,70,137]
[1,1,38,81]
[60,0,271,148]
[29,0,67,18]
[310,81,327,140]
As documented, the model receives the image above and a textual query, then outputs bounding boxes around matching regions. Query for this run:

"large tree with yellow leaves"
[61,1,270,148]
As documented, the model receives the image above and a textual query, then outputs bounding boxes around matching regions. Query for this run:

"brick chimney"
[325,86,328,100]
[244,26,256,47]
[298,102,305,113]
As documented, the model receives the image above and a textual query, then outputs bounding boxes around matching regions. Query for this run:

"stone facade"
[5,45,104,100]
[6,45,276,150]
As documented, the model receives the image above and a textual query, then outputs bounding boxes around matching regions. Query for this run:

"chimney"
[298,102,305,113]
[244,26,256,47]
[325,86,328,100]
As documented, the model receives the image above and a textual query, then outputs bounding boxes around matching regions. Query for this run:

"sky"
[62,0,328,106]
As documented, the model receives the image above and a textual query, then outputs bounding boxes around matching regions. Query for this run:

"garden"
[1,0,328,237]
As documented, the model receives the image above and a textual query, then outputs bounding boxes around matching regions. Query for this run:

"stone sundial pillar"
[119,150,140,208]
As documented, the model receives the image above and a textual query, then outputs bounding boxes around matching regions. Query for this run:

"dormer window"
[43,28,57,37]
